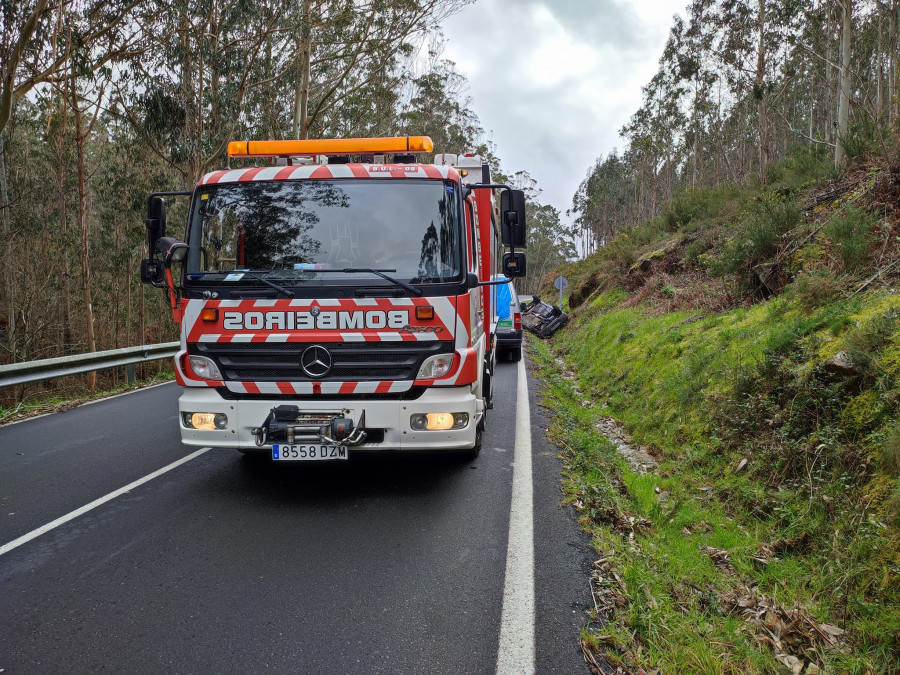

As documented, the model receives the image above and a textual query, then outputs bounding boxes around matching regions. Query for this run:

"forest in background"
[570,0,900,255]
[0,0,573,405]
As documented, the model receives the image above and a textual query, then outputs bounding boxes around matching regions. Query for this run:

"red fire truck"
[141,136,526,460]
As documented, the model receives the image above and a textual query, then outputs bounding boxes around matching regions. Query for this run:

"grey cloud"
[503,0,654,52]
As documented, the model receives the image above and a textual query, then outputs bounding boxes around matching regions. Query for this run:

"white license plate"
[272,444,348,461]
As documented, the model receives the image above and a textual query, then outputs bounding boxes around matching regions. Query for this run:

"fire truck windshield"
[186,179,462,284]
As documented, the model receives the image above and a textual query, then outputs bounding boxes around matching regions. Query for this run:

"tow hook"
[252,407,367,447]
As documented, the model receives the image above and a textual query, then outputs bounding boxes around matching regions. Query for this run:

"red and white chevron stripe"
[199,163,459,185]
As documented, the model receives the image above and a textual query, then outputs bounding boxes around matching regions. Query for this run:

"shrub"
[878,426,900,477]
[793,271,841,309]
[843,309,899,380]
[663,183,748,232]
[824,207,876,272]
[772,144,835,186]
[838,118,893,164]
[717,195,802,275]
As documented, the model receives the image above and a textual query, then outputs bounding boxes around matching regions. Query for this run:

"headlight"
[410,412,468,431]
[417,353,454,379]
[182,412,228,430]
[189,356,223,380]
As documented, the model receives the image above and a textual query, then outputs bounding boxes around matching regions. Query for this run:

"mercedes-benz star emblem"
[300,345,332,378]
[310,306,321,317]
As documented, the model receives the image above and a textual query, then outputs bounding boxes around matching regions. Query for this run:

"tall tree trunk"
[835,0,853,169]
[825,39,833,144]
[292,0,311,139]
[54,113,72,351]
[0,134,13,362]
[757,0,768,186]
[72,86,97,391]
[877,10,884,121]
[891,0,898,126]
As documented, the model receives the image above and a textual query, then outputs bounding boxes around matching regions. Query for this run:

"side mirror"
[502,251,526,278]
[140,258,163,284]
[156,236,189,267]
[500,189,527,248]
[147,196,167,254]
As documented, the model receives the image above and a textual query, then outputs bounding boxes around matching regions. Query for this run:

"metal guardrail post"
[0,342,180,388]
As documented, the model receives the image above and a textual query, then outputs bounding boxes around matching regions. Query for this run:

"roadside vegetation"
[534,148,900,672]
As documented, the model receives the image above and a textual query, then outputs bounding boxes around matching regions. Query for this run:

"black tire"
[509,346,522,362]
[464,415,484,460]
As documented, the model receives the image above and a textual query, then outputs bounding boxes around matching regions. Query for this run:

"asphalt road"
[0,357,594,674]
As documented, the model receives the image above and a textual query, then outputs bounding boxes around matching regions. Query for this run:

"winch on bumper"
[177,387,481,451]
[252,406,367,447]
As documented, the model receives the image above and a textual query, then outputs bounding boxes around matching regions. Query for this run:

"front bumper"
[177,386,481,451]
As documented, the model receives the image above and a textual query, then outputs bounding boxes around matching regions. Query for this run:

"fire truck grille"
[191,341,455,382]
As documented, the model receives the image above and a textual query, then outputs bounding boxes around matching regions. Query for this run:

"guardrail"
[0,342,180,388]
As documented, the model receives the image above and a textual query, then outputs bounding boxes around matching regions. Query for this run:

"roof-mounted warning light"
[226,136,434,158]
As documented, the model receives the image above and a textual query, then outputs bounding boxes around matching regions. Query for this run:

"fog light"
[183,412,228,430]
[409,412,468,431]
[452,413,469,428]
[427,413,454,430]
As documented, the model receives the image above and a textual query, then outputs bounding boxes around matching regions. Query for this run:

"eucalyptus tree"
[523,201,575,294]
[570,152,629,254]
[834,0,854,167]
[117,0,291,186]
[289,0,471,140]
[1,0,149,365]
[0,0,147,136]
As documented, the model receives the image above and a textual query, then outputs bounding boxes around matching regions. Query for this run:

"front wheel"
[463,414,484,460]
[483,362,494,410]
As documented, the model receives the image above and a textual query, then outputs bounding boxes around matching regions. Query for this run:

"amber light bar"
[227,136,434,158]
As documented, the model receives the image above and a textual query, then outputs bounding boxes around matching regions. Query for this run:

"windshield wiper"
[192,270,294,298]
[337,268,423,296]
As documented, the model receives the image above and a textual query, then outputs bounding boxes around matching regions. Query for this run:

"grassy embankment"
[533,149,900,673]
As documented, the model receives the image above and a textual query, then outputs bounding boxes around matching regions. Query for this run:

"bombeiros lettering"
[222,309,409,331]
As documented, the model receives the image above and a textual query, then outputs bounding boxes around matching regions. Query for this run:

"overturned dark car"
[521,295,568,339]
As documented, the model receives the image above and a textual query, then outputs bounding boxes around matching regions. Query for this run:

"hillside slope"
[535,153,900,673]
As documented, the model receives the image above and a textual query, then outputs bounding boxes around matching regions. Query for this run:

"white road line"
[0,448,210,557]
[496,358,535,674]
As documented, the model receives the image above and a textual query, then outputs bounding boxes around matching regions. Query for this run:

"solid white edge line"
[496,358,536,674]
[0,447,210,557]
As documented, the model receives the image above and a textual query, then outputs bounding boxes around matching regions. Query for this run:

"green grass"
[530,283,900,672]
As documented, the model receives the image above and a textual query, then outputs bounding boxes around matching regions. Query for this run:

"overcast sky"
[442,0,689,218]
